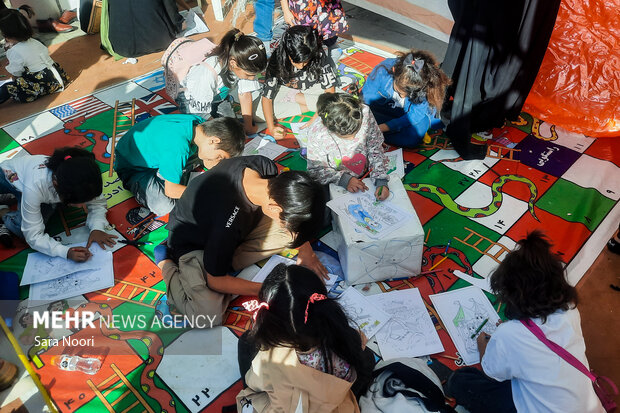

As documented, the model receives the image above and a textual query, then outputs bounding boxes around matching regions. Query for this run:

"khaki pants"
[163,215,293,322]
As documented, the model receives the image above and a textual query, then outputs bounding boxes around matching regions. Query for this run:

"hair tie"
[304,293,327,324]
[323,113,328,119]
[234,32,242,42]
[242,299,269,321]
[258,43,265,50]
[248,53,259,61]
[64,155,72,160]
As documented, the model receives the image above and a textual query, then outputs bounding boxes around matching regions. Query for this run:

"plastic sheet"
[523,0,620,137]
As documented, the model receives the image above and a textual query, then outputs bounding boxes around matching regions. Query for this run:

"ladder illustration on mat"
[87,363,155,413]
[454,227,511,264]
[486,144,520,161]
[109,99,136,177]
[224,309,253,333]
[422,135,453,150]
[58,205,89,236]
[100,279,164,309]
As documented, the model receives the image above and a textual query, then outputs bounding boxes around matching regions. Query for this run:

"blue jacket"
[362,58,442,139]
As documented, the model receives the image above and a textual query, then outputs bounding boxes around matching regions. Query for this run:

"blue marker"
[444,240,451,255]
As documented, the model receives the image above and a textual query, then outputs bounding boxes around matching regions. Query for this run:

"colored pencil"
[470,318,489,339]
[425,229,431,243]
[428,255,448,271]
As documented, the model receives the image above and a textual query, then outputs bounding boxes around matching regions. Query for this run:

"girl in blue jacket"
[362,50,450,147]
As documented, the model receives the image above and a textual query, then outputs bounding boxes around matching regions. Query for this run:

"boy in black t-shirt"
[157,155,327,324]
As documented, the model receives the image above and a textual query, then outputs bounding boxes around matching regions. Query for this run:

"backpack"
[161,37,217,100]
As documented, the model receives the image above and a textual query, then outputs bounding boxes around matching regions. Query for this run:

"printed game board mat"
[1,38,619,412]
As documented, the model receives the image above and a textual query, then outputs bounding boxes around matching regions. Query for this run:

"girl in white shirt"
[0,9,68,104]
[178,28,267,135]
[0,148,116,262]
[446,230,605,413]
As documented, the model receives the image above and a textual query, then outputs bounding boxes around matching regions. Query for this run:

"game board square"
[94,82,153,107]
[3,112,64,146]
[472,235,517,279]
[134,69,166,93]
[428,153,500,181]
[515,134,580,176]
[102,170,133,209]
[584,138,620,168]
[562,154,620,201]
[49,95,111,122]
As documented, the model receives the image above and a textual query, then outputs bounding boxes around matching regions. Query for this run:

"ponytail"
[47,147,102,204]
[208,28,267,83]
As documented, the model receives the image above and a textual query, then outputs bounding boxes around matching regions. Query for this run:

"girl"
[0,148,116,262]
[179,28,267,134]
[446,231,605,413]
[257,25,338,139]
[280,0,348,62]
[306,92,390,201]
[237,264,373,412]
[362,49,450,148]
[0,9,69,105]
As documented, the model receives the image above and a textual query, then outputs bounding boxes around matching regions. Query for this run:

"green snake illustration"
[405,175,539,220]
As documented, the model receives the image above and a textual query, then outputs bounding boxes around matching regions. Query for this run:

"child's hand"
[347,177,368,193]
[375,186,389,201]
[67,247,92,262]
[272,125,286,140]
[283,9,295,26]
[87,230,118,250]
[244,122,258,135]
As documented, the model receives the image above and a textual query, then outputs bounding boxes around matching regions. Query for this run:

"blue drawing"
[348,204,381,234]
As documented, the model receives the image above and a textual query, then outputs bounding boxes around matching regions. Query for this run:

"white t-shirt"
[6,38,56,76]
[181,56,260,116]
[1,155,109,259]
[482,309,604,413]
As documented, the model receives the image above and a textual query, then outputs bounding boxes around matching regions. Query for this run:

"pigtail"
[47,147,102,205]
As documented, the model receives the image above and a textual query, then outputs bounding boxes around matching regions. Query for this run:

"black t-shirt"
[262,53,338,99]
[167,155,278,276]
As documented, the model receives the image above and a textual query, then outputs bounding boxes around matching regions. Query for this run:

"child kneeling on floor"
[306,91,390,201]
[0,9,69,104]
[446,231,606,413]
[237,263,374,412]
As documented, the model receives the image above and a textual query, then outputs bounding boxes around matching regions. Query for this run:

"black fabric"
[372,361,456,413]
[107,0,183,58]
[79,0,93,32]
[441,0,561,156]
[167,156,278,277]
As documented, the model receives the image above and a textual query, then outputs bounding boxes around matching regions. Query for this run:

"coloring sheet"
[368,288,444,360]
[28,244,114,303]
[327,189,413,240]
[21,243,108,286]
[386,148,405,178]
[289,121,310,148]
[453,270,493,293]
[242,136,288,160]
[430,286,500,365]
[251,254,338,286]
[337,287,391,340]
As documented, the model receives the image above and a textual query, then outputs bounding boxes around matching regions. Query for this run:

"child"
[257,25,338,139]
[0,9,69,104]
[114,115,245,217]
[0,148,115,262]
[362,50,450,148]
[306,92,390,201]
[179,28,267,134]
[237,263,373,411]
[446,231,605,413]
[280,0,348,62]
[252,0,275,53]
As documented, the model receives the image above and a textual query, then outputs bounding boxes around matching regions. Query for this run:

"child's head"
[267,25,323,81]
[490,230,578,322]
[250,264,368,379]
[209,28,267,81]
[194,117,246,169]
[0,8,33,42]
[266,171,325,247]
[392,50,451,111]
[317,92,363,137]
[47,147,103,205]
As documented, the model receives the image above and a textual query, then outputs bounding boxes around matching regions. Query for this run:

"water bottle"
[52,355,101,375]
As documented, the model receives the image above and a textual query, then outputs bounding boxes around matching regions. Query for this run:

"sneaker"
[0,223,13,248]
[0,359,18,391]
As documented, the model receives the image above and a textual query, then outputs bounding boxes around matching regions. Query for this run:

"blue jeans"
[369,103,444,148]
[253,0,275,41]
[446,367,517,413]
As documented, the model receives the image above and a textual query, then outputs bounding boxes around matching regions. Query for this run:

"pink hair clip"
[64,155,72,160]
[242,299,269,321]
[304,293,327,324]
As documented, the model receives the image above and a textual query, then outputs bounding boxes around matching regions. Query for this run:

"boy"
[114,115,245,216]
[155,155,328,324]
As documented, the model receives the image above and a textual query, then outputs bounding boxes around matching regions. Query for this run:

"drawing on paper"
[337,287,390,340]
[430,286,501,365]
[368,289,444,360]
[242,137,287,160]
[22,247,102,286]
[348,203,381,234]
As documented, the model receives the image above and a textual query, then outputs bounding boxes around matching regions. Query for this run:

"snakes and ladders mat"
[0,38,619,412]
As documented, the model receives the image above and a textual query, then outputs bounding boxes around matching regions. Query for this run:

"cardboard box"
[328,177,424,285]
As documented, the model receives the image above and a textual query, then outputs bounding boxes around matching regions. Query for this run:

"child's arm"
[365,109,390,200]
[5,48,26,77]
[260,96,286,139]
[280,0,295,25]
[85,195,117,249]
[20,193,71,259]
[386,103,430,138]
[164,180,186,199]
[238,91,257,134]
[206,272,261,296]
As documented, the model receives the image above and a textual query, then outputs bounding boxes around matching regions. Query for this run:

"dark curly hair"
[490,230,578,323]
[316,92,363,136]
[392,49,451,111]
[265,25,324,85]
[0,8,33,42]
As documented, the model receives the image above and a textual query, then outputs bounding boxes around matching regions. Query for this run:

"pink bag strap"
[520,319,617,395]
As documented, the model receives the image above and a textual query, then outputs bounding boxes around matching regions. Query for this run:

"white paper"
[252,255,296,283]
[179,7,209,37]
[368,289,444,360]
[337,287,390,340]
[22,243,105,286]
[386,148,405,178]
[430,286,500,365]
[327,187,413,240]
[28,244,114,302]
[243,136,288,160]
[453,270,493,293]
[289,122,310,148]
